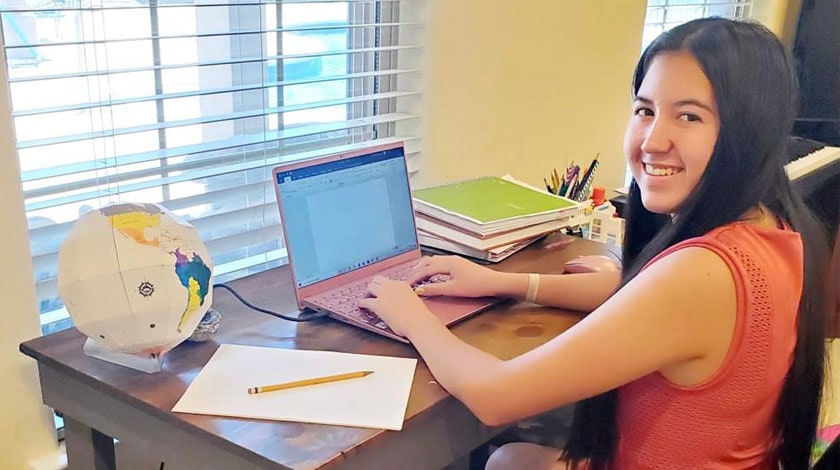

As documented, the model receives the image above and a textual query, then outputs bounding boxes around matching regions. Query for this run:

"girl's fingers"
[408,265,450,286]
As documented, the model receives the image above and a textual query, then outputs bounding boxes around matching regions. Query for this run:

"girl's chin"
[640,196,681,215]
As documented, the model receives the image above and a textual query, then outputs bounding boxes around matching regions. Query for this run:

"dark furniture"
[20,236,612,470]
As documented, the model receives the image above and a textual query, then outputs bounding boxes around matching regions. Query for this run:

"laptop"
[272,142,500,342]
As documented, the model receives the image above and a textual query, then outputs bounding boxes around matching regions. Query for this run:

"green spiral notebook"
[412,176,580,235]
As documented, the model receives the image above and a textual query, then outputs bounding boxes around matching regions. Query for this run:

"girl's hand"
[409,256,501,298]
[359,276,436,337]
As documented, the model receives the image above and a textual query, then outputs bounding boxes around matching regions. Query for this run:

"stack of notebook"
[412,176,585,262]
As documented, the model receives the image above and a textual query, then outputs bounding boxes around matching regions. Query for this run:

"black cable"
[212,283,329,322]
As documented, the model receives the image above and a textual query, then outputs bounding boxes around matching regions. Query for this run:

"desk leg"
[64,415,116,470]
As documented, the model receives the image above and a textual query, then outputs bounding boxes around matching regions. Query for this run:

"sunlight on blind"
[0,0,425,332]
[643,1,753,47]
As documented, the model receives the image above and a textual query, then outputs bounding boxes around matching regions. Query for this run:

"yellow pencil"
[247,370,374,394]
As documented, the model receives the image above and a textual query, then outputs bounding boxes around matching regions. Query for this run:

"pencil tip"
[363,371,374,376]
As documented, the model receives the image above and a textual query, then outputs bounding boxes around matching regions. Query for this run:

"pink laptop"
[272,142,499,342]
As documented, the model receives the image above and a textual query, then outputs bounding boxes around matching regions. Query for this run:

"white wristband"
[525,273,540,303]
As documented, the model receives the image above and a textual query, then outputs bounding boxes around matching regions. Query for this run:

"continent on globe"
[173,249,212,332]
[110,213,161,246]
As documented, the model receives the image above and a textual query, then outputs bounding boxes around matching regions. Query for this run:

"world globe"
[58,202,213,371]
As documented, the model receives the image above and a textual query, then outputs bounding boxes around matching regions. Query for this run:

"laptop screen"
[275,146,419,288]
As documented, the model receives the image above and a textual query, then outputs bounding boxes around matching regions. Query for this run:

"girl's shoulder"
[663,221,802,265]
[644,221,804,291]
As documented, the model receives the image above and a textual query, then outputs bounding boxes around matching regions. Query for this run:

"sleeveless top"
[613,222,803,469]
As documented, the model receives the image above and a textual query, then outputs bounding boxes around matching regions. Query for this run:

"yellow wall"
[0,52,60,468]
[752,0,801,44]
[417,1,648,193]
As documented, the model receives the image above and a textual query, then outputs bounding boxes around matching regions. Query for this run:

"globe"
[58,202,213,372]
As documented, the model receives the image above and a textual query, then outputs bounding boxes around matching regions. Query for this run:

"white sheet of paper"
[172,344,417,430]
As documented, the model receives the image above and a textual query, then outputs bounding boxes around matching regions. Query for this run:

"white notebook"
[172,344,417,430]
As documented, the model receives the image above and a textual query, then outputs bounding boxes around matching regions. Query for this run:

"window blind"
[643,1,753,47]
[0,0,425,332]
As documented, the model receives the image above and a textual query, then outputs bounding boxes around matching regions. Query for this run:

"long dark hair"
[563,18,828,469]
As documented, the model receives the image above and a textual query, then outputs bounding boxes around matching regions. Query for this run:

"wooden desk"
[20,237,614,470]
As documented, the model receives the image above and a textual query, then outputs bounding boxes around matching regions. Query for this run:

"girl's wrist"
[405,309,449,343]
[492,272,531,299]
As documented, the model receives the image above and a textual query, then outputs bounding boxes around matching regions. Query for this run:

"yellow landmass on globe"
[177,276,203,332]
[110,212,162,246]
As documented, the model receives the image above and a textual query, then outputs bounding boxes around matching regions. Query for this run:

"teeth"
[645,164,678,176]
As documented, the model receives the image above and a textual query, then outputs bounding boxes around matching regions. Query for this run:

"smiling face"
[624,51,720,215]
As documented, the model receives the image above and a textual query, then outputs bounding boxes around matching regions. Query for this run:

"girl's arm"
[408,255,621,312]
[401,247,737,426]
[491,270,621,312]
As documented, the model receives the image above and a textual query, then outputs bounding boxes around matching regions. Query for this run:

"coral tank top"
[613,222,803,469]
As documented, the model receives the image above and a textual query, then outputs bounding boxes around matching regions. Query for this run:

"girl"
[360,18,828,469]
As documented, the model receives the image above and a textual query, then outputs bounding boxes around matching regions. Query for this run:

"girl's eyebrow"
[634,95,714,113]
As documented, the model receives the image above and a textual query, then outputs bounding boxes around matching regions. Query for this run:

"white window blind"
[0,0,425,332]
[643,1,753,47]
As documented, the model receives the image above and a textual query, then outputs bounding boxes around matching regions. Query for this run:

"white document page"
[172,344,417,430]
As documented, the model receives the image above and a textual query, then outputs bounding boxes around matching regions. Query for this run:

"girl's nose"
[641,118,672,154]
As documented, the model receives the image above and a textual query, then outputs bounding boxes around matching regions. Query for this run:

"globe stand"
[83,338,164,373]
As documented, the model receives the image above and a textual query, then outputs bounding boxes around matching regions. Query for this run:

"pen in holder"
[572,154,599,201]
[546,153,600,201]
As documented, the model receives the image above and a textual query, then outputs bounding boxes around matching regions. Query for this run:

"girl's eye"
[633,107,653,117]
[679,113,702,122]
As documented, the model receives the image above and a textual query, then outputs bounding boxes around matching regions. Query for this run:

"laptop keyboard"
[312,263,426,333]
